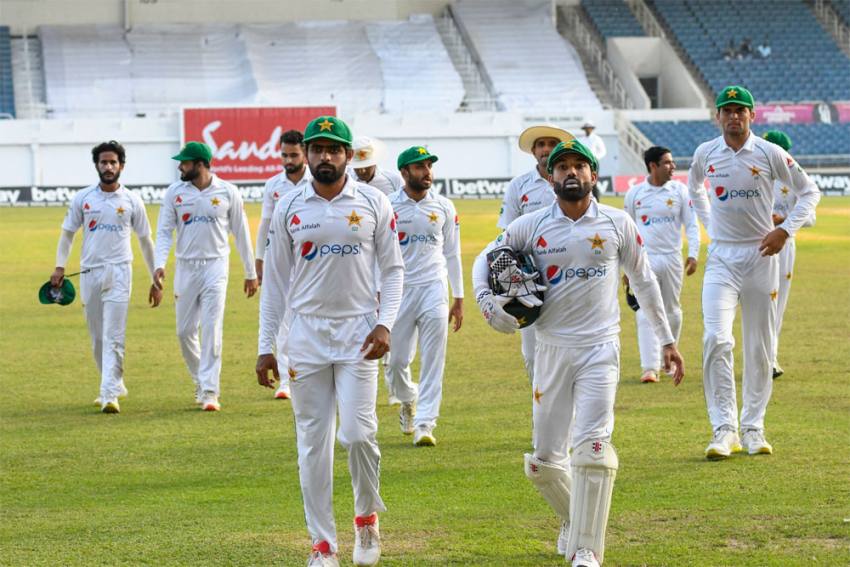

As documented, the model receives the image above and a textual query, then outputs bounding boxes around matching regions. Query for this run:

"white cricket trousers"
[702,242,778,432]
[774,238,795,366]
[386,280,449,429]
[635,252,684,371]
[532,340,620,469]
[521,326,536,383]
[80,263,131,400]
[173,257,229,396]
[284,312,386,553]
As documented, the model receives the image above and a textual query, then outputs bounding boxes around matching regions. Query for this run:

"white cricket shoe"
[399,401,415,435]
[571,548,599,567]
[306,541,339,567]
[94,384,128,405]
[353,513,381,566]
[705,427,742,460]
[274,382,291,400]
[195,384,203,405]
[556,520,570,555]
[101,398,120,414]
[413,424,436,447]
[741,429,773,455]
[200,392,220,412]
[387,394,401,406]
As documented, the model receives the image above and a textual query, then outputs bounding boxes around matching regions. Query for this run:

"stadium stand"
[648,0,850,102]
[126,24,256,111]
[0,26,14,118]
[830,0,850,26]
[581,0,646,38]
[452,0,601,112]
[634,120,850,164]
[365,14,464,114]
[243,21,383,115]
[40,25,134,118]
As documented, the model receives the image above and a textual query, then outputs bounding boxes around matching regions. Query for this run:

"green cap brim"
[400,155,438,169]
[716,100,753,109]
[38,279,75,306]
[303,133,352,146]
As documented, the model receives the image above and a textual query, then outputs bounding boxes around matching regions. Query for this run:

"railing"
[443,5,504,111]
[559,6,634,110]
[813,0,850,57]
[625,0,666,39]
[617,113,654,157]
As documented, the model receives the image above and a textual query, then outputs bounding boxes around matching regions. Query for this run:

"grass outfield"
[1,196,848,566]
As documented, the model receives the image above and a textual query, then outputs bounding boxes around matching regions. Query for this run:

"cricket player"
[387,146,464,446]
[255,129,312,400]
[474,140,685,567]
[154,142,258,412]
[50,141,161,413]
[498,124,573,383]
[623,146,700,383]
[576,121,607,162]
[688,86,820,459]
[256,116,404,567]
[763,130,816,379]
[351,136,404,196]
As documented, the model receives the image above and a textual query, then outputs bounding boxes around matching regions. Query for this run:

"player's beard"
[284,162,304,174]
[406,176,432,193]
[180,165,200,182]
[98,169,121,184]
[311,162,345,184]
[553,176,592,202]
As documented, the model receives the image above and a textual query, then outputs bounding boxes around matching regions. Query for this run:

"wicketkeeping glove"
[477,290,520,334]
[494,262,546,308]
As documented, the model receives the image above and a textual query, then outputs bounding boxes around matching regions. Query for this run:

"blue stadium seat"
[633,121,850,160]
[0,26,15,117]
[582,0,646,38]
[647,0,850,102]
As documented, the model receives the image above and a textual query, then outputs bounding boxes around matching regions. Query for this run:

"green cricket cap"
[38,279,76,306]
[546,139,598,174]
[303,116,353,146]
[715,85,754,109]
[397,146,439,170]
[172,141,213,163]
[762,130,793,151]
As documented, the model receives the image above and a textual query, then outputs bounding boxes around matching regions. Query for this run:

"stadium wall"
[0,0,451,33]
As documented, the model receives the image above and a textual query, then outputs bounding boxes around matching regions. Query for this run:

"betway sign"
[182,106,336,181]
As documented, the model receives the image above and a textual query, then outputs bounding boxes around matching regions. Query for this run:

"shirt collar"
[304,173,357,202]
[722,132,756,154]
[549,198,598,222]
[397,188,435,203]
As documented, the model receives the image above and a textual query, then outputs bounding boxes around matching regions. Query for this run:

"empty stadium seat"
[0,26,14,117]
[452,0,601,112]
[648,0,850,102]
[582,0,646,38]
[634,120,850,161]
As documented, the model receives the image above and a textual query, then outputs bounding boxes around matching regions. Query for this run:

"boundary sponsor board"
[3,174,845,207]
[181,106,336,182]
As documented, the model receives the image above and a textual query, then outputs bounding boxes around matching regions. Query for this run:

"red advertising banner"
[614,174,709,194]
[181,106,336,181]
[754,104,814,124]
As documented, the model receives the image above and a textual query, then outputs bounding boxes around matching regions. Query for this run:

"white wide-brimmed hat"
[518,125,574,154]
[582,120,596,129]
[351,136,382,168]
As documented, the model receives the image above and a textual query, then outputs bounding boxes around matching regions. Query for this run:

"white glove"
[477,291,520,334]
[495,263,546,308]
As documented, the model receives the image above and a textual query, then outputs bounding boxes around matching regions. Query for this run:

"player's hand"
[255,259,263,286]
[361,325,390,360]
[449,298,464,332]
[477,291,519,334]
[685,257,698,276]
[244,278,259,298]
[662,343,685,386]
[50,267,65,287]
[772,213,785,226]
[153,268,165,290]
[148,283,162,308]
[759,227,789,256]
[256,353,279,388]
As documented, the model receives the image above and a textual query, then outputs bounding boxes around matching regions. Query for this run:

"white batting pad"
[566,440,618,564]
[524,453,572,520]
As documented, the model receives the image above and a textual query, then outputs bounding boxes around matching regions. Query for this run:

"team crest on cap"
[417,147,428,155]
[727,88,738,98]
[301,241,318,260]
[318,119,333,131]
[355,148,372,161]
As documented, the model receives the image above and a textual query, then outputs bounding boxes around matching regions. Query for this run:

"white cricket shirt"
[497,167,555,229]
[624,178,700,259]
[576,132,607,161]
[773,179,816,233]
[61,184,151,268]
[688,133,820,243]
[473,201,673,348]
[258,175,405,354]
[353,166,404,196]
[389,188,464,297]
[260,169,312,220]
[154,174,256,278]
